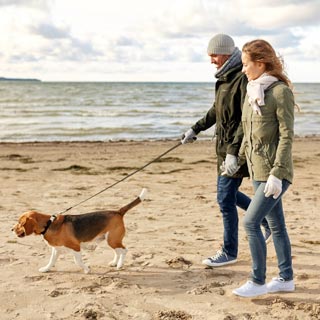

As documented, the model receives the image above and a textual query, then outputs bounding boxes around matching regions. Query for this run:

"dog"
[12,188,147,273]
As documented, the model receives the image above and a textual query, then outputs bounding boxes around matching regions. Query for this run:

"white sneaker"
[232,281,268,298]
[267,277,295,293]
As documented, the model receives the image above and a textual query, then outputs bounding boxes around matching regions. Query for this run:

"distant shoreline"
[0,77,41,82]
[0,135,319,145]
[0,79,318,84]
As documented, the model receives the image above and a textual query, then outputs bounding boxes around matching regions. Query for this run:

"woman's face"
[241,52,266,81]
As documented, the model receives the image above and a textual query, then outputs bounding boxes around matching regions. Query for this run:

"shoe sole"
[267,288,295,293]
[232,289,268,298]
[202,259,237,267]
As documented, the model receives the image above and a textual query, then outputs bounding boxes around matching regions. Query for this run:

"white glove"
[264,175,282,199]
[221,154,240,176]
[181,128,197,144]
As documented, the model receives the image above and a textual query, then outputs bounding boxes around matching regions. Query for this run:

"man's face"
[209,54,230,69]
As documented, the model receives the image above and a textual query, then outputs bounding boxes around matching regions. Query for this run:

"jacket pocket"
[253,143,273,171]
[263,143,277,169]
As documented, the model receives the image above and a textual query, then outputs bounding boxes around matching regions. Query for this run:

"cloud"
[30,22,103,60]
[0,0,50,11]
[236,1,320,30]
[116,36,143,48]
[31,22,70,39]
[0,0,319,82]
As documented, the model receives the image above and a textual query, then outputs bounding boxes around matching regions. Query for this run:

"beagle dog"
[12,189,147,273]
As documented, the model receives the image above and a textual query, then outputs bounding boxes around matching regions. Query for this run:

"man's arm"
[227,74,247,156]
[191,103,216,134]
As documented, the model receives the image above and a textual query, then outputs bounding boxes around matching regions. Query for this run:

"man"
[181,34,270,267]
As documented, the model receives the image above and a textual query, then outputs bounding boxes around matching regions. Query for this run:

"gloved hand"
[221,154,240,176]
[264,175,282,199]
[181,128,197,144]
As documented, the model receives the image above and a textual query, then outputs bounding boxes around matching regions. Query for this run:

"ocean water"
[0,81,319,142]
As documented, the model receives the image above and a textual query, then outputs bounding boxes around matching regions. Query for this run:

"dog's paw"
[84,266,91,274]
[39,266,50,273]
[108,261,117,267]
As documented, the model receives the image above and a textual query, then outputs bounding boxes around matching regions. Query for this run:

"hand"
[221,154,240,176]
[264,175,282,199]
[181,128,197,144]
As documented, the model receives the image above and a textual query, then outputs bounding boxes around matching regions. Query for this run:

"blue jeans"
[217,176,251,258]
[243,180,293,285]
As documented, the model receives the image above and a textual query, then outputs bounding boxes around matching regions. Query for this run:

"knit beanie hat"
[207,34,235,55]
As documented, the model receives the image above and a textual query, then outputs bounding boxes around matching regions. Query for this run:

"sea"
[0,81,319,142]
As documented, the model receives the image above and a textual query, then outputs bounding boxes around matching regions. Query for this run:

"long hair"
[242,39,291,87]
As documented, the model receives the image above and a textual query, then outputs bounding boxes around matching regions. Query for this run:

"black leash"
[57,141,182,215]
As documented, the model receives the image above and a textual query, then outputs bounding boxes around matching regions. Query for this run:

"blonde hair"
[242,39,291,87]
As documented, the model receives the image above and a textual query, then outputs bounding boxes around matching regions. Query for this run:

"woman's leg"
[265,181,293,281]
[243,180,291,284]
[237,189,271,242]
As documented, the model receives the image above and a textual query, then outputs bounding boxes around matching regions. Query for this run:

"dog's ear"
[21,214,37,235]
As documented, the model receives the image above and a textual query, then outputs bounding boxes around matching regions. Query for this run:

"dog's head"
[12,211,42,237]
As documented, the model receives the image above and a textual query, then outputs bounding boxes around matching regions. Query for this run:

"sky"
[0,0,320,82]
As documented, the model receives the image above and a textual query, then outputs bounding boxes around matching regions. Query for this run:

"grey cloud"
[153,0,319,41]
[70,38,103,58]
[10,38,103,63]
[9,54,39,62]
[43,40,103,61]
[116,36,143,48]
[270,33,301,49]
[30,23,70,39]
[161,31,198,39]
[29,22,103,60]
[237,1,320,30]
[190,51,205,62]
[0,0,49,10]
[117,0,319,65]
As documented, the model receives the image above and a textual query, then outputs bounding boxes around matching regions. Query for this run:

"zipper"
[248,105,254,178]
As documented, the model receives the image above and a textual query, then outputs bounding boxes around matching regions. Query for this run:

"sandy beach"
[1,137,320,320]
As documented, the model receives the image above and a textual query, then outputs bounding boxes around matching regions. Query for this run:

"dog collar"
[41,215,57,235]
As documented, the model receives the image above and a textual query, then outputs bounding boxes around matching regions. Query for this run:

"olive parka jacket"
[191,64,249,177]
[229,81,295,183]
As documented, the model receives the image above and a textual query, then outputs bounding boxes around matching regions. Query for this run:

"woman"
[231,39,295,297]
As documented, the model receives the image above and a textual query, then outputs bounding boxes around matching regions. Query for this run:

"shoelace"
[211,249,226,261]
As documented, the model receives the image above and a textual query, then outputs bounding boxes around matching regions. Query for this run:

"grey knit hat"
[207,34,235,55]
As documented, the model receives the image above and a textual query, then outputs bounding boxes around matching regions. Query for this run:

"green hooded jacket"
[235,81,295,182]
[191,64,249,177]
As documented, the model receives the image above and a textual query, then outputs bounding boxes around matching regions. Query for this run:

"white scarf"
[247,73,278,116]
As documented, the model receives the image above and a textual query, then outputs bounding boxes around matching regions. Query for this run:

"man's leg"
[202,176,242,267]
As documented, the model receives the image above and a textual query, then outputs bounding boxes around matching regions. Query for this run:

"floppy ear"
[22,215,38,235]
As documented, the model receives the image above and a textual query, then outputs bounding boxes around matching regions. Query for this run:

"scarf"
[247,73,278,116]
[215,47,242,78]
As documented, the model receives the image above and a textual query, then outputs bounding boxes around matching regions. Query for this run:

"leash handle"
[57,141,182,214]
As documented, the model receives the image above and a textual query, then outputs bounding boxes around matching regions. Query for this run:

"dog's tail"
[118,188,147,216]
